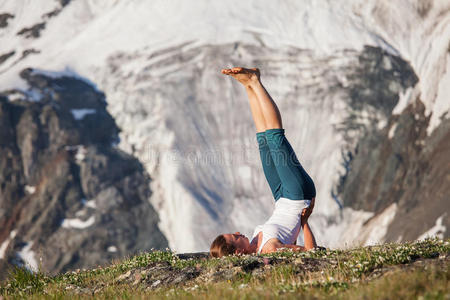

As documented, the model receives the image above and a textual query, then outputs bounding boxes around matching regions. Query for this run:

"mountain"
[0,0,448,272]
[0,69,168,279]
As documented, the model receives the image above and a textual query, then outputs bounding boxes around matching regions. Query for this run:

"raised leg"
[222,67,268,133]
[222,67,282,130]
[244,86,268,133]
[249,79,283,129]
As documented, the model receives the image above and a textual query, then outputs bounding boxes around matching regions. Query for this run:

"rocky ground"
[0,238,448,299]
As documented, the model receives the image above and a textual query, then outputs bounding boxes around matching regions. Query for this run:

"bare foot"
[221,67,260,86]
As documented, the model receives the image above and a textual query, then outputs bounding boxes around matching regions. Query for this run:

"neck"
[247,239,259,254]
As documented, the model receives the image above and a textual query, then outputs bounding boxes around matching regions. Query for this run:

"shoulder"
[250,231,261,246]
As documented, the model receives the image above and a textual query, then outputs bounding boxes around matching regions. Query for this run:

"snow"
[238,166,252,180]
[427,56,450,135]
[7,91,27,102]
[75,146,86,163]
[323,208,374,248]
[71,108,96,120]
[362,203,398,246]
[80,197,97,209]
[417,214,447,240]
[24,185,36,194]
[107,246,117,253]
[61,216,95,229]
[17,241,38,272]
[0,230,17,259]
[85,200,97,209]
[65,145,87,163]
[388,123,397,139]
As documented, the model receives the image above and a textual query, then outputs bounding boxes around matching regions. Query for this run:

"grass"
[0,238,448,299]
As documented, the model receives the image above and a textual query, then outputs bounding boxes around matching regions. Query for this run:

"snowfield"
[0,0,448,252]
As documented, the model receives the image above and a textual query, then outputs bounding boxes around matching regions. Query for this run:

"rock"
[116,270,132,282]
[151,280,161,288]
[17,22,46,38]
[176,252,210,260]
[0,51,15,65]
[0,13,14,28]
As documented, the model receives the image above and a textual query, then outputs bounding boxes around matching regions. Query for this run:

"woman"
[210,67,317,257]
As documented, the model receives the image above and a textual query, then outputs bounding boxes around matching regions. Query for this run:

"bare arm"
[301,198,317,250]
[302,222,317,250]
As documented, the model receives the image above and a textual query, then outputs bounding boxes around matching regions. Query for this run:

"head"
[210,232,250,258]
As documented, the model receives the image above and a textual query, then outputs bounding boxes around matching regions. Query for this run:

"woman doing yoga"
[210,67,317,257]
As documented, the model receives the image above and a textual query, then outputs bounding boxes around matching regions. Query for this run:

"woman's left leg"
[222,68,283,200]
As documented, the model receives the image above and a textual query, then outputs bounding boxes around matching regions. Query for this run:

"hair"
[209,235,236,258]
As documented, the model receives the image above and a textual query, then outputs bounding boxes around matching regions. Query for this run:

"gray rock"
[0,13,14,28]
[17,22,46,39]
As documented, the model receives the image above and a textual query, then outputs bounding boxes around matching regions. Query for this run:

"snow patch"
[362,203,398,246]
[61,216,95,229]
[81,197,96,208]
[388,123,397,139]
[85,200,97,209]
[107,246,117,253]
[71,108,96,120]
[427,56,450,135]
[17,242,38,272]
[25,185,36,194]
[75,146,87,163]
[392,86,416,116]
[324,208,374,248]
[6,89,42,102]
[0,230,17,259]
[7,91,27,102]
[417,214,447,240]
[65,145,87,163]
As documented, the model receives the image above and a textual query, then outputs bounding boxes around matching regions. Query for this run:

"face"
[223,232,250,254]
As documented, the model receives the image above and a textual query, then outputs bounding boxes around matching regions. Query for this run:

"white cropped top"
[252,198,311,253]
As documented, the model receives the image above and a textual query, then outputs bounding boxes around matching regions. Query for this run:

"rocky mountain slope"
[0,0,448,273]
[0,69,168,280]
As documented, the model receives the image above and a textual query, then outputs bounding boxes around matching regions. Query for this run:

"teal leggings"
[257,128,316,201]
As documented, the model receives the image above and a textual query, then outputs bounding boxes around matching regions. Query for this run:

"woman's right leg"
[244,85,267,133]
[248,79,283,130]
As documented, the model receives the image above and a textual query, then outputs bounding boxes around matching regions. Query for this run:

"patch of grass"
[0,266,49,298]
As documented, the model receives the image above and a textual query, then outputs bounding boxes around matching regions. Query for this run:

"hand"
[301,198,315,225]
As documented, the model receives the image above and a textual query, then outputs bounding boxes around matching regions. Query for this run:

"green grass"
[1,238,448,299]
